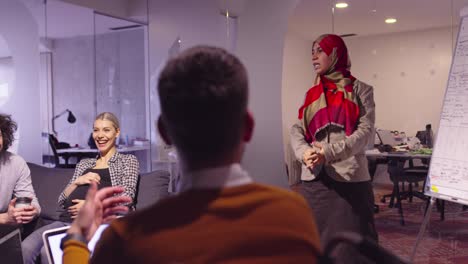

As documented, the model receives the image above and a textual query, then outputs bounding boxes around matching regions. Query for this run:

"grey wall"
[52,35,94,146]
[146,0,299,187]
[52,29,147,147]
[237,0,300,187]
[147,0,227,162]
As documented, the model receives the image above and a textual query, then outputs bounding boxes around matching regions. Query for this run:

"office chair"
[320,232,409,264]
[382,157,431,225]
[48,134,75,168]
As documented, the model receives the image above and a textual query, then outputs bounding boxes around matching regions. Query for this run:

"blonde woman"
[22,112,139,264]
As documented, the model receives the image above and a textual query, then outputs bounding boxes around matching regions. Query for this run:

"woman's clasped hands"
[302,142,325,169]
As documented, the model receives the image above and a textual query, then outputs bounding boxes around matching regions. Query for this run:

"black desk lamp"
[52,109,76,134]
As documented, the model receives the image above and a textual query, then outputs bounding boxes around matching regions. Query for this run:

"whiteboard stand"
[410,197,436,262]
[411,6,468,261]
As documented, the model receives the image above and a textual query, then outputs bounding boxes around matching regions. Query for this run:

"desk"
[366,148,433,225]
[365,149,431,160]
[56,145,151,171]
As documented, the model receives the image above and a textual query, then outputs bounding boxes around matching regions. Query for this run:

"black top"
[59,168,112,222]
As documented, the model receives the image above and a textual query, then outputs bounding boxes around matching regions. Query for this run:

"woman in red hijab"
[290,34,377,263]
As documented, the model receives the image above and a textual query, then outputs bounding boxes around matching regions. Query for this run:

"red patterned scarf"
[298,34,360,143]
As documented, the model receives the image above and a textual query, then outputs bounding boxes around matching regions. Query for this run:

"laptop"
[0,226,23,263]
[42,224,109,264]
[376,129,399,146]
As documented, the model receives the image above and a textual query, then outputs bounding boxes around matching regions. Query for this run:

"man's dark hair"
[158,46,248,161]
[0,114,17,162]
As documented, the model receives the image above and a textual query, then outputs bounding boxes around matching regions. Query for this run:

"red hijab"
[298,34,360,143]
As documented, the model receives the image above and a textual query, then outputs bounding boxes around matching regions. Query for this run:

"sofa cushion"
[136,170,171,210]
[28,163,74,221]
[28,162,171,217]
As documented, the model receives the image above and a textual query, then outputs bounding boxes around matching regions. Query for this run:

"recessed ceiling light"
[385,18,397,24]
[219,10,238,18]
[335,2,348,8]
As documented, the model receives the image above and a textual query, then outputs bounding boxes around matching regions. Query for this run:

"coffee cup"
[15,197,32,209]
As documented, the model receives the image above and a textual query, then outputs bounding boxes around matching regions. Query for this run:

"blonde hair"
[95,112,120,130]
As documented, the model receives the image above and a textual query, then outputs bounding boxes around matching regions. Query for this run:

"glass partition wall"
[46,0,95,167]
[43,0,151,171]
[149,6,239,192]
[1,0,238,177]
[94,12,150,171]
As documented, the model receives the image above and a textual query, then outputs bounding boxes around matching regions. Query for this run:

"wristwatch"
[60,233,88,250]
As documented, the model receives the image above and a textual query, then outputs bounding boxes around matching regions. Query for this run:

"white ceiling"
[289,0,468,40]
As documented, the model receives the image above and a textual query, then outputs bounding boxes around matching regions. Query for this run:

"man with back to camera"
[61,46,321,263]
[0,114,41,226]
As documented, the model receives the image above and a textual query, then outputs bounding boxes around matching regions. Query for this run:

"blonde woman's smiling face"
[93,119,120,155]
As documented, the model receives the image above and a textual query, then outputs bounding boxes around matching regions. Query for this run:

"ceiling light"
[219,10,238,18]
[335,2,348,8]
[385,18,397,24]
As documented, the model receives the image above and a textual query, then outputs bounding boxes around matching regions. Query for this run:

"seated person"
[0,114,41,226]
[62,46,321,263]
[22,112,139,264]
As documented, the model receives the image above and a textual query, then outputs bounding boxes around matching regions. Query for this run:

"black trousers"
[298,172,378,264]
